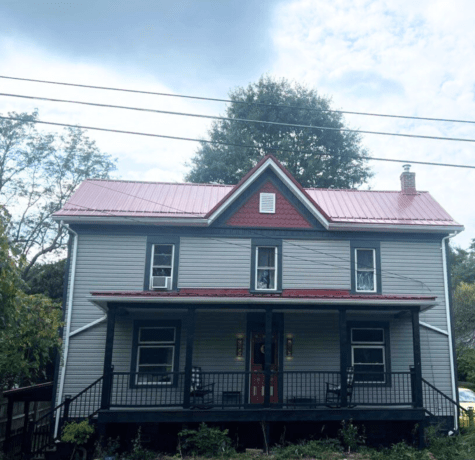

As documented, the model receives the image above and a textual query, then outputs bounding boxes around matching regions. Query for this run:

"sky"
[0,0,474,248]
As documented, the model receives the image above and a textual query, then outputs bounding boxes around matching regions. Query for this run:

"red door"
[250,332,278,404]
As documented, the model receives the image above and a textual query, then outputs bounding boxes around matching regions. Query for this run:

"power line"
[1,74,475,126]
[1,115,475,170]
[2,91,475,144]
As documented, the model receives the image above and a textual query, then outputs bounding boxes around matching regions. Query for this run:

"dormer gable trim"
[206,156,331,229]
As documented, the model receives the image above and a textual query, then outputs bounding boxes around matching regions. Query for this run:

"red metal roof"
[90,288,436,302]
[53,155,462,229]
[306,189,458,226]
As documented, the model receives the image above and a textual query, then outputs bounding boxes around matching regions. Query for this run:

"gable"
[226,181,313,229]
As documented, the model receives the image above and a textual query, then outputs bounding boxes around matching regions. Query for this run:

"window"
[131,321,181,387]
[256,246,277,290]
[350,325,389,383]
[150,244,174,290]
[259,193,276,213]
[355,248,376,292]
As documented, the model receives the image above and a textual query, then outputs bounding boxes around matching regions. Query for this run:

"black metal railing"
[25,375,103,458]
[104,370,419,410]
[351,372,413,406]
[422,378,468,430]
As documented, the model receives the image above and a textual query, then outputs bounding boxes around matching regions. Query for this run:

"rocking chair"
[325,367,355,408]
[190,367,215,409]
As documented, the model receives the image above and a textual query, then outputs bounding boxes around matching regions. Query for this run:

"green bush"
[273,439,343,460]
[61,420,95,446]
[178,423,235,458]
[122,427,156,460]
[338,419,365,453]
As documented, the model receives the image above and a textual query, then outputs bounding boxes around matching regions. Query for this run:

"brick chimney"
[400,164,416,194]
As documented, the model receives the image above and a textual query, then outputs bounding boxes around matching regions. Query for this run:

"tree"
[26,259,66,301]
[0,111,116,278]
[0,212,62,390]
[450,239,475,288]
[453,282,475,348]
[186,76,372,188]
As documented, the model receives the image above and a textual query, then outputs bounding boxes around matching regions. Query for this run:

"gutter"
[441,231,460,431]
[54,222,78,438]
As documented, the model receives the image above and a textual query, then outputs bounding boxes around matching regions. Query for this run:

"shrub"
[338,419,365,453]
[61,420,95,460]
[178,423,235,458]
[122,427,156,460]
[273,439,343,460]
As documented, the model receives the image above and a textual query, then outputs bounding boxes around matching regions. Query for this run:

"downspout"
[54,222,79,438]
[441,231,460,430]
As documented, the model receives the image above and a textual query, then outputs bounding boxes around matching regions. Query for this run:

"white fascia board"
[329,222,465,233]
[206,158,330,228]
[89,295,437,309]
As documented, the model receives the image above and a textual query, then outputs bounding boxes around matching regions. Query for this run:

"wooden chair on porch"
[190,367,215,409]
[325,366,355,408]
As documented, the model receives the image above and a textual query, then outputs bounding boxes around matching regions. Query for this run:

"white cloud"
[0,36,217,184]
[270,0,475,247]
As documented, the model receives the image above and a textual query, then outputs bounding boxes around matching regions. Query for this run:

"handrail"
[25,375,104,458]
[422,377,468,414]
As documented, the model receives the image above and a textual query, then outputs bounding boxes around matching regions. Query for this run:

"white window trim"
[136,327,176,385]
[255,246,278,291]
[355,248,377,293]
[149,244,175,290]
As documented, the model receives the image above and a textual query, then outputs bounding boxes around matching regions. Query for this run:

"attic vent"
[260,193,276,213]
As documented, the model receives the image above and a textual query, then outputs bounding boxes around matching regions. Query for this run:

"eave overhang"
[88,289,437,313]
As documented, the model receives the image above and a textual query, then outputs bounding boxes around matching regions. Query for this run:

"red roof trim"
[90,288,436,301]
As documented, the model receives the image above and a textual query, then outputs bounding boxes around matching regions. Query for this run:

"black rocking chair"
[190,367,215,409]
[325,367,355,408]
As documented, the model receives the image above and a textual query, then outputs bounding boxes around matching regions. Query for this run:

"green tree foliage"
[0,111,116,279]
[451,239,475,288]
[457,347,475,383]
[26,258,66,301]
[186,76,372,188]
[0,213,62,390]
[453,282,475,347]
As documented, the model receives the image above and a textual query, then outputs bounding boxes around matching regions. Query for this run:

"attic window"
[259,193,276,213]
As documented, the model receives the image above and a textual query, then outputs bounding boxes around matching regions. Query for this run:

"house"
[25,155,465,454]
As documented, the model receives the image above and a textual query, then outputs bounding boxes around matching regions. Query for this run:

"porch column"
[339,308,348,408]
[411,308,423,408]
[264,308,273,407]
[183,308,196,409]
[101,306,116,410]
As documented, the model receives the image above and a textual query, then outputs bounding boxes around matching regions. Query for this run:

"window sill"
[249,289,283,295]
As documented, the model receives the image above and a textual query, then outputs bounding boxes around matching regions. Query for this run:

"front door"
[250,332,278,404]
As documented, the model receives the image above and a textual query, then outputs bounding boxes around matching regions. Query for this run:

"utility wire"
[1,74,475,126]
[2,92,475,144]
[1,115,475,170]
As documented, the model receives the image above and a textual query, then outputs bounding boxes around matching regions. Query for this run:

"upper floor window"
[150,244,174,290]
[256,246,277,290]
[355,248,376,292]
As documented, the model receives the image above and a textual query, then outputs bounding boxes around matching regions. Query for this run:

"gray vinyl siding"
[283,240,351,289]
[380,240,453,398]
[178,238,251,288]
[57,234,147,405]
